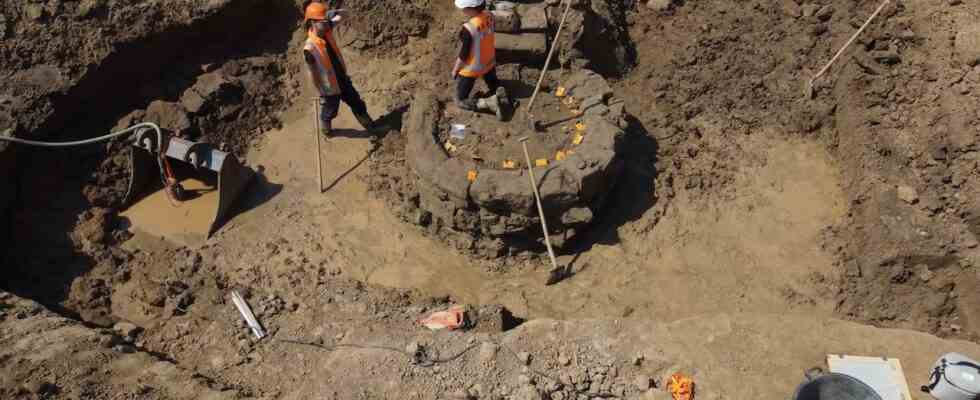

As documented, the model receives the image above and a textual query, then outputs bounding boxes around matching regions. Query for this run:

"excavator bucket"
[121,128,254,246]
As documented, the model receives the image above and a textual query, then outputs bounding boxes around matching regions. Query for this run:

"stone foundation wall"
[405,70,627,257]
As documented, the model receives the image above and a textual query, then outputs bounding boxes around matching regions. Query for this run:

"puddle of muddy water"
[120,178,219,248]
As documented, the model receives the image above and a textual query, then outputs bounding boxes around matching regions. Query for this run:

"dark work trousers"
[319,71,369,125]
[455,67,501,111]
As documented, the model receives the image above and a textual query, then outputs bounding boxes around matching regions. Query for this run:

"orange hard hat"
[305,2,328,22]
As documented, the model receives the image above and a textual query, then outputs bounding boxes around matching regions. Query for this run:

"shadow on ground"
[218,167,284,229]
[559,113,660,273]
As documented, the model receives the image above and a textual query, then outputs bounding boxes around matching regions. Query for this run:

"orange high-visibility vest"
[304,27,347,96]
[459,11,495,78]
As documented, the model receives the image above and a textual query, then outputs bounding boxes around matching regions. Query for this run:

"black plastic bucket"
[793,368,883,400]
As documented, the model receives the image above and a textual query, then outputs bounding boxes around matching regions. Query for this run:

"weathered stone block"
[564,70,613,101]
[471,169,534,215]
[516,4,548,32]
[406,71,625,251]
[582,113,625,153]
[537,165,579,216]
[561,207,593,226]
[496,33,547,64]
[492,10,520,33]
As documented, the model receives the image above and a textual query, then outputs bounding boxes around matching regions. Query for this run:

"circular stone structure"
[405,69,627,258]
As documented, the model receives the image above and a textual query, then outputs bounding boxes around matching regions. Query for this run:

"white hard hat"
[455,0,485,9]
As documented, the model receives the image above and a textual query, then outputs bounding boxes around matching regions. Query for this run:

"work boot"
[456,98,478,112]
[495,86,510,109]
[476,95,504,121]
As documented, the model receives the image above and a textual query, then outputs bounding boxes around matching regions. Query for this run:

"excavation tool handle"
[525,0,574,119]
[313,97,325,193]
[519,137,561,282]
[806,0,890,98]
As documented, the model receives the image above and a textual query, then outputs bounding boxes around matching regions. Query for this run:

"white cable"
[0,122,162,148]
[1,122,173,205]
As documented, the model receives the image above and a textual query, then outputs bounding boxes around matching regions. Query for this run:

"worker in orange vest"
[303,1,376,136]
[453,0,508,121]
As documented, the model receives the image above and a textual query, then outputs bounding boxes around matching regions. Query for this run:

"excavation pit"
[405,69,628,258]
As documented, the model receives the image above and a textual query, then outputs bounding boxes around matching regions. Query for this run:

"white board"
[827,354,913,400]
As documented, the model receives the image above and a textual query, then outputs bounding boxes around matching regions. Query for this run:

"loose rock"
[917,264,934,282]
[815,5,834,21]
[635,375,652,391]
[872,50,901,65]
[405,341,420,356]
[479,342,499,363]
[0,14,8,40]
[25,4,46,20]
[897,185,918,204]
[781,0,801,18]
[113,322,142,339]
[801,3,820,18]
[113,344,136,354]
[77,0,104,18]
[647,0,671,11]
[558,354,571,366]
[955,24,980,66]
[145,101,192,137]
[514,384,543,400]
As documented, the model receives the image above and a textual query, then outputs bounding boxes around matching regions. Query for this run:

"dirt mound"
[0,291,238,399]
[113,57,287,158]
[823,1,980,337]
[836,254,978,340]
[0,0,292,139]
[329,0,432,53]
